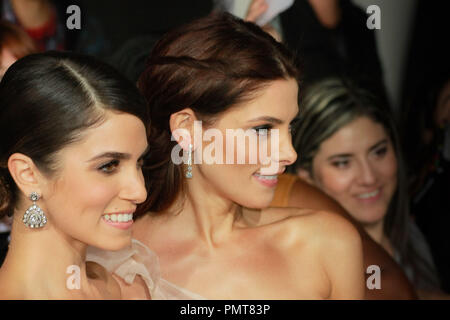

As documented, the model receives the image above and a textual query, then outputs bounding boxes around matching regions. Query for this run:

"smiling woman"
[0,51,151,299]
[132,13,365,299]
[290,77,443,298]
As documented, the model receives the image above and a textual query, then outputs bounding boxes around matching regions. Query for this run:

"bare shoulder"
[257,208,364,298]
[278,210,365,299]
[261,207,362,253]
[252,206,314,225]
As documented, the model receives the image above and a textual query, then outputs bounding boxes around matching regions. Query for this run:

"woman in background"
[0,20,36,79]
[290,77,444,298]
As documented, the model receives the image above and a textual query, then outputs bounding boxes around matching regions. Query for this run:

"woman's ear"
[7,153,43,198]
[169,108,198,150]
[297,167,314,185]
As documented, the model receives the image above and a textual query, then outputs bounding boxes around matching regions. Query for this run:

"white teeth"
[357,189,380,199]
[254,173,277,180]
[103,213,133,222]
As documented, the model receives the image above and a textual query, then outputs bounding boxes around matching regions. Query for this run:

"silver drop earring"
[22,192,47,228]
[186,143,193,179]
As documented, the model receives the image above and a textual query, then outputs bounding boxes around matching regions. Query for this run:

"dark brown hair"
[137,12,298,215]
[0,51,148,218]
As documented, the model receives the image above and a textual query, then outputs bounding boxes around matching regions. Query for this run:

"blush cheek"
[80,183,116,215]
[317,167,353,199]
[52,173,118,230]
[313,166,361,217]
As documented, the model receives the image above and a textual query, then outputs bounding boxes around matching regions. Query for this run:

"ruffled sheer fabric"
[86,239,205,300]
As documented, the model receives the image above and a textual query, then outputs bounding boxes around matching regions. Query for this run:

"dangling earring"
[186,143,193,179]
[23,192,47,228]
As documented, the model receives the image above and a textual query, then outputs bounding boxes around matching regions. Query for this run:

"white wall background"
[352,0,418,111]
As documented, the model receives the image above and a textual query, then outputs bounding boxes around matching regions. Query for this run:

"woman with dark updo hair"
[132,13,364,299]
[0,51,153,299]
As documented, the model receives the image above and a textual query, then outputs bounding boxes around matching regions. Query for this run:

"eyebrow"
[247,116,283,125]
[248,116,301,125]
[369,139,388,152]
[326,139,388,161]
[87,145,150,163]
[87,152,131,162]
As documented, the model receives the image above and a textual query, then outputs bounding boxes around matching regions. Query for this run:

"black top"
[280,0,386,100]
[0,231,9,267]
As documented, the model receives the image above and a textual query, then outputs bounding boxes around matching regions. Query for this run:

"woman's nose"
[357,161,377,186]
[120,168,147,204]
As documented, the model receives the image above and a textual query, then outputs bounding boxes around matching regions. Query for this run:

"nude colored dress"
[86,239,205,300]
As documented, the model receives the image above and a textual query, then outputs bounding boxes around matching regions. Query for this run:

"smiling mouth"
[253,166,286,177]
[102,213,134,223]
[253,173,278,180]
[356,189,381,199]
[252,170,285,188]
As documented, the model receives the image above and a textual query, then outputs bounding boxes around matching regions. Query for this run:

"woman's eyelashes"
[331,158,350,169]
[330,146,389,169]
[98,159,120,174]
[137,157,145,169]
[97,157,145,175]
[252,124,272,136]
[251,119,299,136]
[373,146,388,158]
[288,124,294,134]
[289,118,300,134]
